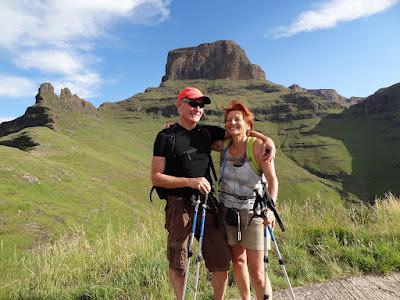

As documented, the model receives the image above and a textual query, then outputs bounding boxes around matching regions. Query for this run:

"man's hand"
[188,177,211,194]
[262,138,276,162]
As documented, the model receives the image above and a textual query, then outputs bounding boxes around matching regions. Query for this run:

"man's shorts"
[165,195,231,276]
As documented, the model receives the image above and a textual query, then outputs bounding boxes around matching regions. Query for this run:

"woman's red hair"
[223,100,254,130]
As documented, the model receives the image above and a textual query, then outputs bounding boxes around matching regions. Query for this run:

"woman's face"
[225,110,250,136]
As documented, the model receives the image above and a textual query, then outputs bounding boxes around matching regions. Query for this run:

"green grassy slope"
[0,77,347,253]
[1,79,399,298]
[0,112,163,256]
[2,78,398,256]
[316,109,400,201]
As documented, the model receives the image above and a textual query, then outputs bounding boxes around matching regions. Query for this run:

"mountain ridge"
[1,40,400,202]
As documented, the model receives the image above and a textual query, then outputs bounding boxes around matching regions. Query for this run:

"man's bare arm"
[151,156,211,194]
[211,130,276,160]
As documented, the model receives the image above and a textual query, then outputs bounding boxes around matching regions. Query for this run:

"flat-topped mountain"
[162,40,266,82]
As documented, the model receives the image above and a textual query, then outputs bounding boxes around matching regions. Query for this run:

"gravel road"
[273,273,400,300]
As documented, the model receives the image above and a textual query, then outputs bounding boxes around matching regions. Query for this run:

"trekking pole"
[263,225,270,300]
[267,225,296,300]
[193,194,209,300]
[182,195,201,300]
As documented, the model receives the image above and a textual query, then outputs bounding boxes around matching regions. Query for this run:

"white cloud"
[52,72,103,99]
[270,0,400,38]
[0,75,36,97]
[0,0,170,98]
[0,0,170,49]
[15,50,84,75]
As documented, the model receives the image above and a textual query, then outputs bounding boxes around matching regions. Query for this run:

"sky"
[1,0,400,122]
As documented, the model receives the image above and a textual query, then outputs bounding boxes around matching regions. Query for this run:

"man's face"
[178,99,205,123]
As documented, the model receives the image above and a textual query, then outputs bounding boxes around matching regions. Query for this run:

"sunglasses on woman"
[181,99,205,108]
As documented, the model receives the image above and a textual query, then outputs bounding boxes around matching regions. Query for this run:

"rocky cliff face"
[307,89,347,104]
[288,84,305,93]
[0,83,97,138]
[289,84,350,106]
[348,96,365,105]
[35,83,97,114]
[162,40,266,82]
[352,82,400,115]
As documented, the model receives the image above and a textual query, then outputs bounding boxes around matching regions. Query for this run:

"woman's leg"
[247,248,271,300]
[265,270,272,300]
[231,244,251,300]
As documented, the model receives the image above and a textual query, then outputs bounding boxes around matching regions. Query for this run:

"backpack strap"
[164,124,177,160]
[223,139,231,151]
[209,153,218,182]
[246,137,262,176]
[198,125,218,182]
[220,139,231,163]
[221,137,262,176]
[220,139,231,185]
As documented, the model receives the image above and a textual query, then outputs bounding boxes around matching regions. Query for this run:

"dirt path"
[272,273,400,299]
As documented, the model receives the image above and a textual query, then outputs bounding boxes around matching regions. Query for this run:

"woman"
[219,100,278,300]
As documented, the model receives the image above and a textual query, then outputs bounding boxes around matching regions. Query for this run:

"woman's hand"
[263,209,275,227]
[163,121,176,129]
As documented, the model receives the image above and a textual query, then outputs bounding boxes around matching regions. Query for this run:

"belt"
[220,190,256,201]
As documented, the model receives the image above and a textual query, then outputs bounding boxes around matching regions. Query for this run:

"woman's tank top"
[219,138,264,210]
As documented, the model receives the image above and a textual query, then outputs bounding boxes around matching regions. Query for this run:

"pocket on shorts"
[165,198,190,233]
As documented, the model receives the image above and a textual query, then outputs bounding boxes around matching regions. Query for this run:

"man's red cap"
[177,87,211,105]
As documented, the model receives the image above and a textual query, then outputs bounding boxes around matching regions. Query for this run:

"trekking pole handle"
[265,200,285,232]
[254,189,285,232]
[188,197,201,257]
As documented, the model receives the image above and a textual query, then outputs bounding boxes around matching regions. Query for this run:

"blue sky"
[1,0,400,122]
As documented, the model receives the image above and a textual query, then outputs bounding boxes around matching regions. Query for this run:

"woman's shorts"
[222,207,271,251]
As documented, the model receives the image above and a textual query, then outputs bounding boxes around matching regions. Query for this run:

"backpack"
[150,124,218,202]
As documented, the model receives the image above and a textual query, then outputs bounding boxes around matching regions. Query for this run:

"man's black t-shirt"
[153,124,225,197]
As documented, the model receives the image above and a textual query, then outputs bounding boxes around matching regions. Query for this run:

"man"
[151,87,275,299]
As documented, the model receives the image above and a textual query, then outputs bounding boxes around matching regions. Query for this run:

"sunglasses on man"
[181,99,205,108]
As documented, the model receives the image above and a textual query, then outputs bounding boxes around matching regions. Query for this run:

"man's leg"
[202,211,231,300]
[169,268,184,300]
[165,196,192,299]
[231,243,251,300]
[211,271,228,300]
